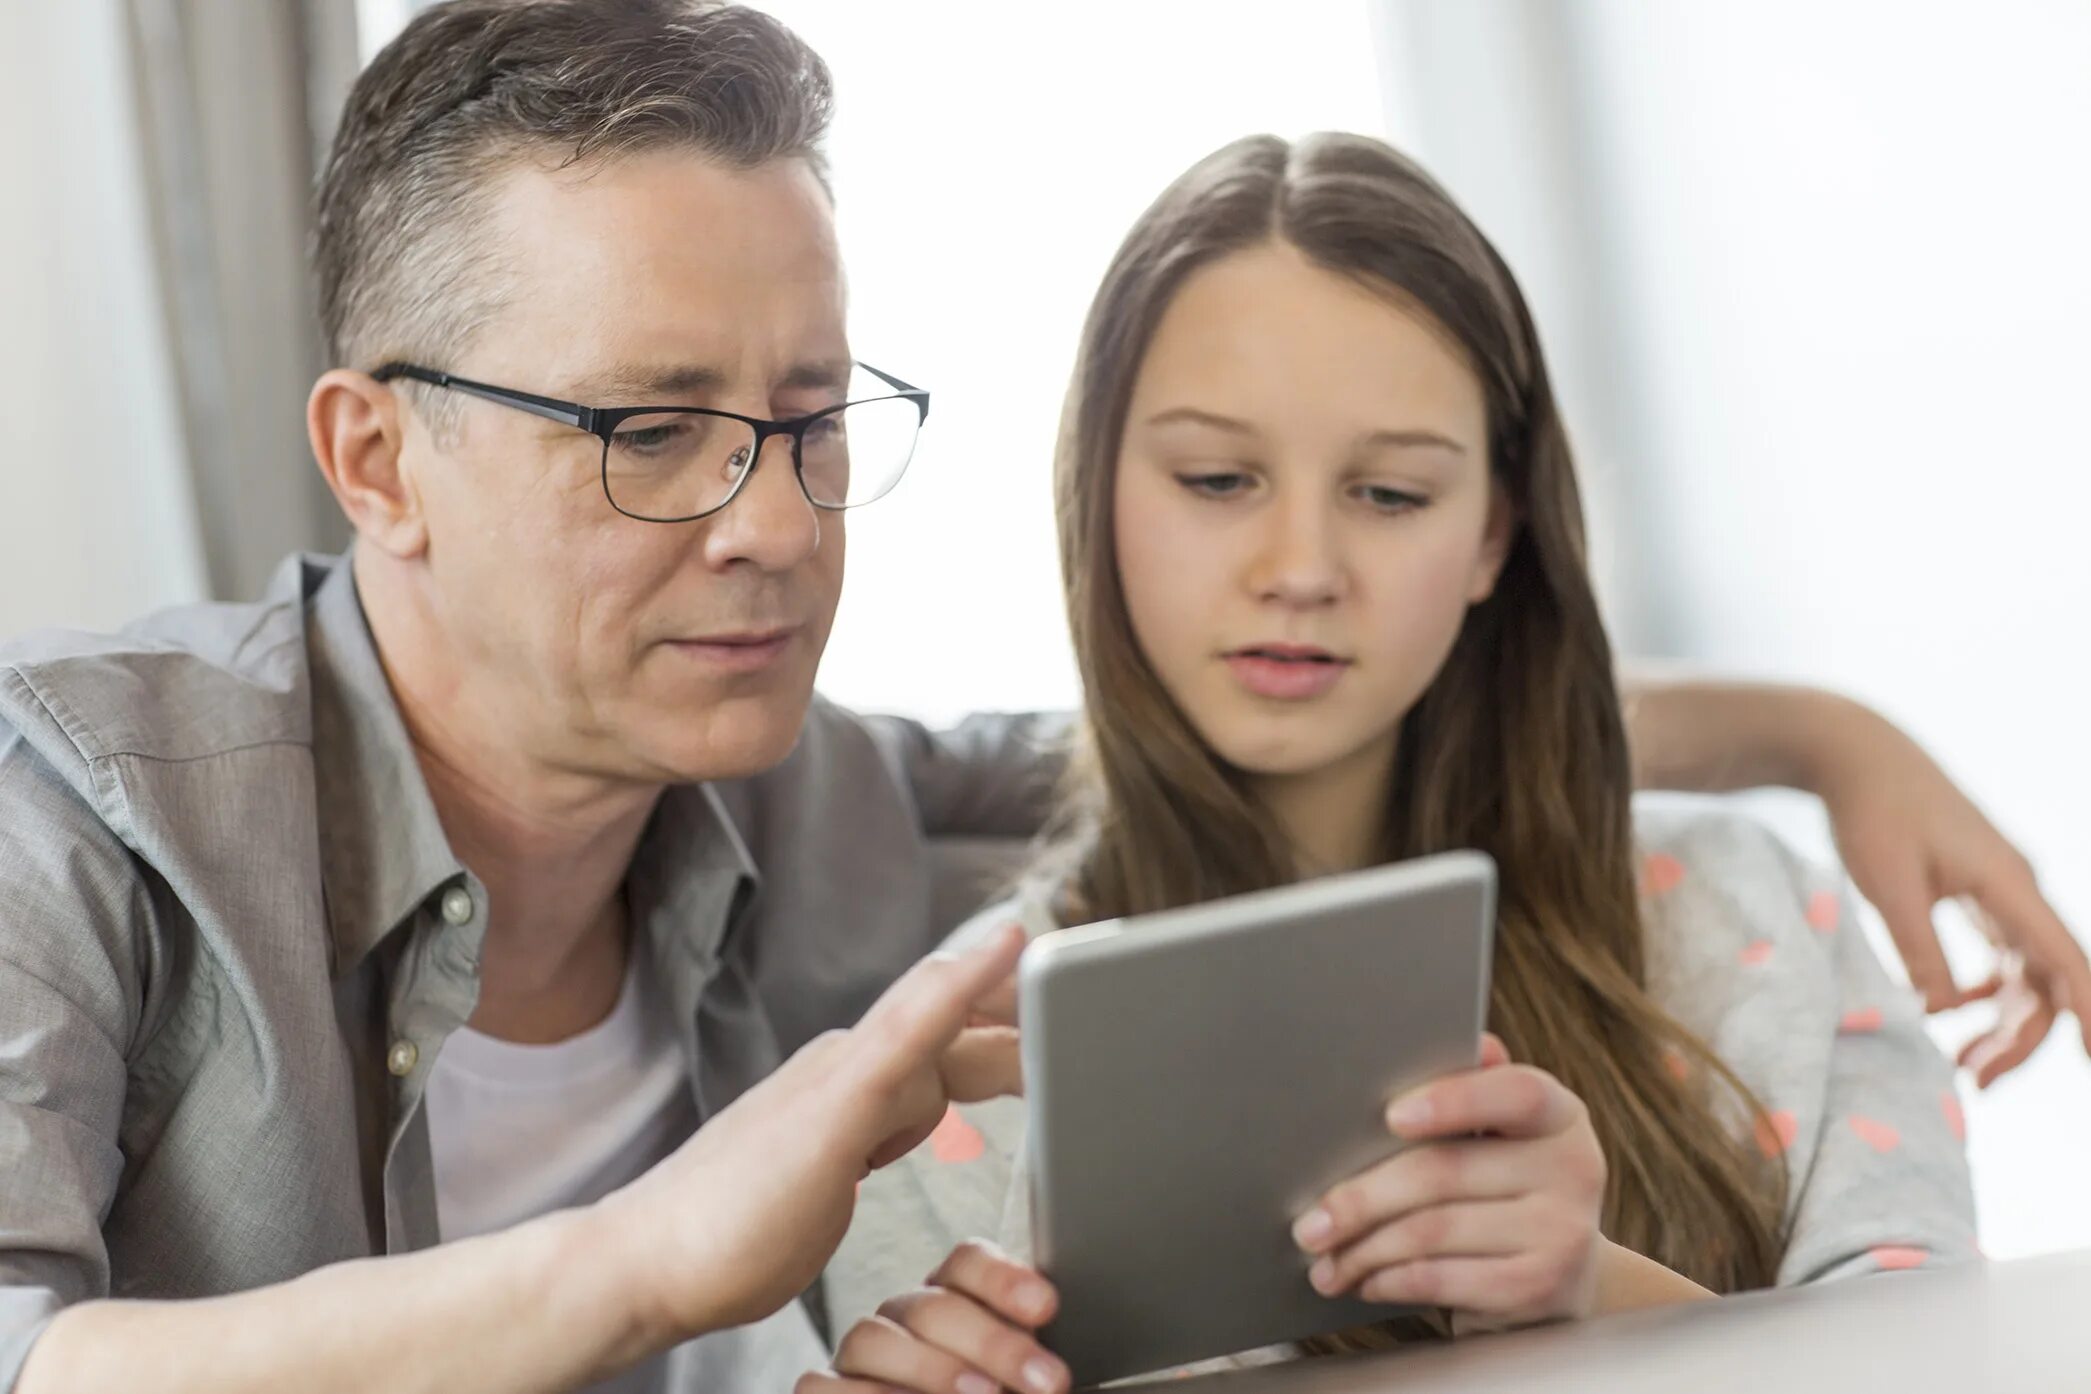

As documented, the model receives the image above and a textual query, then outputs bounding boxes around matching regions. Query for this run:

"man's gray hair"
[314,0,833,424]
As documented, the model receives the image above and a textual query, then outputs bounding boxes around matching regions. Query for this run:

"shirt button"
[386,1040,419,1077]
[439,886,476,927]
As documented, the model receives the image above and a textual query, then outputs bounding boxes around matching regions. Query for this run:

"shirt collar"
[306,555,469,977]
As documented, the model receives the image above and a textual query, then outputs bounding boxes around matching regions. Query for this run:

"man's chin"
[629,690,815,784]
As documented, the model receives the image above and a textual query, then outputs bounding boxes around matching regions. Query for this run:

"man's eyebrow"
[780,359,853,394]
[574,363,727,401]
[573,359,854,402]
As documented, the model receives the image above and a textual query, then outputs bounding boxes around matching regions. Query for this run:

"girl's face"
[1113,240,1512,791]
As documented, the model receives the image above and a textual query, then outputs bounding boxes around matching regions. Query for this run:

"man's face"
[397,150,849,785]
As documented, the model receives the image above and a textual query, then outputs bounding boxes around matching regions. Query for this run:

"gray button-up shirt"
[0,553,1060,1389]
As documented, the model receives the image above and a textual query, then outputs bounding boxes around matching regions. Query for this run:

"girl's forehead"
[1142,249,1479,383]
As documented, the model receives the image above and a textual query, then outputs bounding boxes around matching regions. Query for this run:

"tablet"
[1017,851,1497,1387]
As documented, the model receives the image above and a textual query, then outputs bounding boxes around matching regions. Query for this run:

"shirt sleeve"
[0,715,149,1390]
[1772,862,1980,1285]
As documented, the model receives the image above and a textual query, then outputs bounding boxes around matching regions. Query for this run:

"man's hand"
[1808,701,2090,1084]
[593,924,1027,1345]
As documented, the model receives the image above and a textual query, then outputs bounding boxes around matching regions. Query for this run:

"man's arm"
[1621,674,1830,794]
[867,710,1072,841]
[19,1213,644,1394]
[16,930,1026,1394]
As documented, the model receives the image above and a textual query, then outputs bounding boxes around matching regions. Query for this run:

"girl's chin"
[1207,732,1382,783]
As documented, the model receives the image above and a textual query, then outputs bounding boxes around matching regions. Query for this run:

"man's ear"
[308,369,430,558]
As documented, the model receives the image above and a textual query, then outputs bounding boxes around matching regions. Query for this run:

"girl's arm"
[1591,1240,1714,1314]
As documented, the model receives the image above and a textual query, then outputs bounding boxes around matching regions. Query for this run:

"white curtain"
[0,4,205,634]
[0,1,359,635]
[123,0,355,602]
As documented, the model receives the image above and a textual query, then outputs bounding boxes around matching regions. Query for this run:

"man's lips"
[665,627,800,673]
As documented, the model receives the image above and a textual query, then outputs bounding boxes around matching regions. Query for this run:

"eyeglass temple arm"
[858,361,931,421]
[370,363,590,431]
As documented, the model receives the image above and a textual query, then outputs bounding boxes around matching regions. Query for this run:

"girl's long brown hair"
[1046,133,1787,1321]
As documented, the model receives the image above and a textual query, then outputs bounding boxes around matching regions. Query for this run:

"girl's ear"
[1467,479,1516,604]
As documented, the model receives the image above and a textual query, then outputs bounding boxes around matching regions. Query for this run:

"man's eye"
[615,424,682,452]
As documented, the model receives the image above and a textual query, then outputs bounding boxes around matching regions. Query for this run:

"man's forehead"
[473,150,848,394]
[484,150,839,303]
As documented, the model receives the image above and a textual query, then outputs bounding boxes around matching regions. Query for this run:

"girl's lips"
[1224,650,1350,700]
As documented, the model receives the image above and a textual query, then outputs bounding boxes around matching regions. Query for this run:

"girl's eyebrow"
[1358,428,1467,455]
[1143,406,1255,434]
[1145,407,1467,456]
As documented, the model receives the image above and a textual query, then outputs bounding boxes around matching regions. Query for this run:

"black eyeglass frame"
[369,360,930,523]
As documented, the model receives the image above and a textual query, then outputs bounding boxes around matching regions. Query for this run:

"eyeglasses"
[370,360,929,523]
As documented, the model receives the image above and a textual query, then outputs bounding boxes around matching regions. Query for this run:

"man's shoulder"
[0,555,320,782]
[719,694,912,807]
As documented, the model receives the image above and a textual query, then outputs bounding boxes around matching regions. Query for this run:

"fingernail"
[957,1374,998,1394]
[1292,1209,1333,1249]
[1023,1355,1065,1393]
[1387,1096,1433,1134]
[1309,1258,1338,1293]
[1018,1279,1054,1319]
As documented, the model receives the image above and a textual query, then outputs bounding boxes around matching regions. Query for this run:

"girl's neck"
[1249,734,1400,879]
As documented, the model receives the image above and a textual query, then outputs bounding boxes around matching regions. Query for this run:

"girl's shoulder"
[1626,793,1919,1076]
[1629,793,1846,958]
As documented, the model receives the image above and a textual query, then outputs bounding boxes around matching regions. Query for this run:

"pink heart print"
[1869,1245,1927,1271]
[1847,1115,1902,1153]
[1640,853,1686,897]
[930,1105,986,1164]
[1941,1091,1967,1142]
[1755,1109,1799,1157]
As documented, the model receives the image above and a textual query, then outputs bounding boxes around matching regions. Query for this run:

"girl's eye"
[1355,484,1427,514]
[1175,471,1256,499]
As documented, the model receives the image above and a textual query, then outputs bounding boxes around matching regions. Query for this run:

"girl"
[809,132,1975,1392]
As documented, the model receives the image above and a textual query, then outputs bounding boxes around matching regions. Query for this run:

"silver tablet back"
[1018,852,1496,1388]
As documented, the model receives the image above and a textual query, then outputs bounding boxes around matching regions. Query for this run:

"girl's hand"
[1291,1034,1606,1332]
[798,1240,1069,1394]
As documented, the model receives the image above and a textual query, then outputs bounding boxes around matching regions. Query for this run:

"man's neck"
[356,552,664,1042]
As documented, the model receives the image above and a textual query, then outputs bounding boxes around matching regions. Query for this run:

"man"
[1,3,2081,1393]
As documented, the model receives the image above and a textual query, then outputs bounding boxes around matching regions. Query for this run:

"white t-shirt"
[426,949,827,1393]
